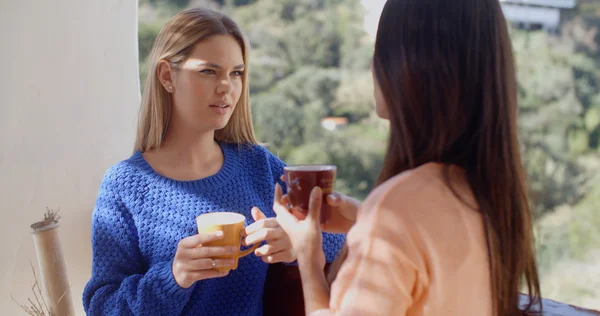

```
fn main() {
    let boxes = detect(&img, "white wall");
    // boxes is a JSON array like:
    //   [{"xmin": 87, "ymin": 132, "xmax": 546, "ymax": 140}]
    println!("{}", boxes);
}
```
[{"xmin": 0, "ymin": 0, "xmax": 140, "ymax": 314}]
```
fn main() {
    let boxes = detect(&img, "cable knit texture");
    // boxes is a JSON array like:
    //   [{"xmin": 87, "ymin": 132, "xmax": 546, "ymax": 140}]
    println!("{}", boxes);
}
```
[{"xmin": 83, "ymin": 142, "xmax": 346, "ymax": 316}]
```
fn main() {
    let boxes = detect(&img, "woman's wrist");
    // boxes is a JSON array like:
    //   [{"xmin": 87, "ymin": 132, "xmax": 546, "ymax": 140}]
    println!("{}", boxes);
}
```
[
  {"xmin": 297, "ymin": 254, "xmax": 331, "ymax": 313},
  {"xmin": 297, "ymin": 251, "xmax": 325, "ymax": 275}
]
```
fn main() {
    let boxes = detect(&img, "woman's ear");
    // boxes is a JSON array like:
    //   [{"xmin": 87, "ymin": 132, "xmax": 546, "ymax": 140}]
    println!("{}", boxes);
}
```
[{"xmin": 157, "ymin": 60, "xmax": 175, "ymax": 93}]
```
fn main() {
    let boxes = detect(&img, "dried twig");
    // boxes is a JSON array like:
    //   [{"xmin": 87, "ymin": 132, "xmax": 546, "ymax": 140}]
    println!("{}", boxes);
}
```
[
  {"xmin": 10, "ymin": 262, "xmax": 52, "ymax": 316},
  {"xmin": 43, "ymin": 208, "xmax": 61, "ymax": 223},
  {"xmin": 31, "ymin": 261, "xmax": 50, "ymax": 314},
  {"xmin": 30, "ymin": 208, "xmax": 61, "ymax": 231}
]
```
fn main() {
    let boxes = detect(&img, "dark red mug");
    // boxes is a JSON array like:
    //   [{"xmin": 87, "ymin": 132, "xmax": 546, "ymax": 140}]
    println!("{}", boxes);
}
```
[{"xmin": 283, "ymin": 165, "xmax": 337, "ymax": 224}]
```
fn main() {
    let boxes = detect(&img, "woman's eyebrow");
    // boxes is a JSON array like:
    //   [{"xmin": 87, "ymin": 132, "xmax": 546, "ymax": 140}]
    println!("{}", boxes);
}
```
[{"xmin": 196, "ymin": 61, "xmax": 245, "ymax": 69}]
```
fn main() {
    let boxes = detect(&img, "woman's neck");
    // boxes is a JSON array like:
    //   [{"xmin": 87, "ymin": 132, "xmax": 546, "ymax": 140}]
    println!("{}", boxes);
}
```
[
  {"xmin": 144, "ymin": 124, "xmax": 224, "ymax": 181},
  {"xmin": 161, "ymin": 126, "xmax": 219, "ymax": 161}
]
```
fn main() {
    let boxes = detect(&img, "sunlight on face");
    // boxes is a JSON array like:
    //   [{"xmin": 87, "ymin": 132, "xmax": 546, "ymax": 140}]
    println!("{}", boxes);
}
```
[{"xmin": 171, "ymin": 35, "xmax": 245, "ymax": 133}]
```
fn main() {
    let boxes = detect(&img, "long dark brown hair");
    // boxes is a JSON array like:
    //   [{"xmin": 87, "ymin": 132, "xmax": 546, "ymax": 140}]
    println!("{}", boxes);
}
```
[{"xmin": 329, "ymin": 0, "xmax": 541, "ymax": 315}]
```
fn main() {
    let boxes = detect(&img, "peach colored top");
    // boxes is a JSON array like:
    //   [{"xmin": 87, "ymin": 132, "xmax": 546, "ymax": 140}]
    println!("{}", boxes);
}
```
[{"xmin": 315, "ymin": 163, "xmax": 492, "ymax": 316}]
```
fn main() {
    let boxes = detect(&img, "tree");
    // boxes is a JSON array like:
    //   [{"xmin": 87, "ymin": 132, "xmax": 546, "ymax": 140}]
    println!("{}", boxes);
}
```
[
  {"xmin": 512, "ymin": 18, "xmax": 600, "ymax": 217},
  {"xmin": 232, "ymin": 0, "xmax": 383, "ymax": 199},
  {"xmin": 135, "ymin": 0, "xmax": 600, "ymax": 210}
]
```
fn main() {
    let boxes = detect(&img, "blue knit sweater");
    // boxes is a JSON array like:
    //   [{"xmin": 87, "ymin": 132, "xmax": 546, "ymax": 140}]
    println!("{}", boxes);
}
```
[{"xmin": 82, "ymin": 142, "xmax": 345, "ymax": 316}]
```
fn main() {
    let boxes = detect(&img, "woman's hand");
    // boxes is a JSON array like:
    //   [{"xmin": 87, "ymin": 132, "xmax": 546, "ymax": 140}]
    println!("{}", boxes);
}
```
[
  {"xmin": 272, "ymin": 183, "xmax": 326, "ymax": 268},
  {"xmin": 279, "ymin": 175, "xmax": 359, "ymax": 234},
  {"xmin": 172, "ymin": 232, "xmax": 238, "ymax": 289},
  {"xmin": 321, "ymin": 192, "xmax": 360, "ymax": 234},
  {"xmin": 279, "ymin": 191, "xmax": 359, "ymax": 234},
  {"xmin": 244, "ymin": 207, "xmax": 296, "ymax": 264}
]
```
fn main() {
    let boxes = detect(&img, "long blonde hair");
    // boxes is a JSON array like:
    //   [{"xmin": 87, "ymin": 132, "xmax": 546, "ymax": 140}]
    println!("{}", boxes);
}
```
[{"xmin": 134, "ymin": 8, "xmax": 257, "ymax": 152}]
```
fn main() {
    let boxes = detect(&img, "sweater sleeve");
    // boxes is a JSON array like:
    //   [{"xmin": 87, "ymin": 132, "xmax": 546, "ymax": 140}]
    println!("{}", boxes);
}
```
[
  {"xmin": 312, "ymin": 204, "xmax": 426, "ymax": 316},
  {"xmin": 82, "ymin": 168, "xmax": 194, "ymax": 316},
  {"xmin": 319, "ymin": 234, "xmax": 420, "ymax": 315},
  {"xmin": 263, "ymin": 147, "xmax": 346, "ymax": 263},
  {"xmin": 322, "ymin": 233, "xmax": 345, "ymax": 263},
  {"xmin": 264, "ymin": 146, "xmax": 287, "ymax": 194}
]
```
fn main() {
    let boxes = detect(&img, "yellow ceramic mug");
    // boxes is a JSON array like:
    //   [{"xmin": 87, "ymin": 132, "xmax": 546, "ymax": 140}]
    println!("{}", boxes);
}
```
[{"xmin": 196, "ymin": 212, "xmax": 259, "ymax": 272}]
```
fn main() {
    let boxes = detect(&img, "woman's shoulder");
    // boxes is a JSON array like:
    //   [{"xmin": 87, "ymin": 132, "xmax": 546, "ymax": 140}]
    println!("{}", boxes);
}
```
[
  {"xmin": 228, "ymin": 142, "xmax": 285, "ymax": 168},
  {"xmin": 229, "ymin": 142, "xmax": 275, "ymax": 156},
  {"xmin": 360, "ymin": 163, "xmax": 472, "ymax": 218},
  {"xmin": 99, "ymin": 152, "xmax": 151, "ymax": 190},
  {"xmin": 357, "ymin": 164, "xmax": 481, "ymax": 262},
  {"xmin": 361, "ymin": 164, "xmax": 433, "ymax": 210}
]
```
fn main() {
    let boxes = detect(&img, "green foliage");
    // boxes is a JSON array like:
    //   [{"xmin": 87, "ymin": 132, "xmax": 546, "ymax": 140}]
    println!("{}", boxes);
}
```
[
  {"xmin": 138, "ymin": 22, "xmax": 164, "ymax": 83},
  {"xmin": 137, "ymin": 0, "xmax": 600, "ymax": 211},
  {"xmin": 536, "ymin": 167, "xmax": 600, "ymax": 270},
  {"xmin": 138, "ymin": 22, "xmax": 163, "ymax": 63},
  {"xmin": 143, "ymin": 0, "xmax": 190, "ymax": 8},
  {"xmin": 287, "ymin": 125, "xmax": 386, "ymax": 200},
  {"xmin": 230, "ymin": 0, "xmax": 380, "ymax": 199},
  {"xmin": 511, "ymin": 18, "xmax": 600, "ymax": 217}
]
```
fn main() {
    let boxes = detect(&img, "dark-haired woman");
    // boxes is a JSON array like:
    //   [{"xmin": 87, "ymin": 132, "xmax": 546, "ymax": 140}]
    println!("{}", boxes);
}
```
[{"xmin": 272, "ymin": 0, "xmax": 542, "ymax": 315}]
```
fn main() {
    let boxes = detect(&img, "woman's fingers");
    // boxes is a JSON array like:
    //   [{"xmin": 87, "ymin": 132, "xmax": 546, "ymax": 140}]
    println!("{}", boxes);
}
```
[
  {"xmin": 281, "ymin": 194, "xmax": 290, "ymax": 206},
  {"xmin": 273, "ymin": 184, "xmax": 297, "ymax": 223},
  {"xmin": 307, "ymin": 186, "xmax": 323, "ymax": 224},
  {"xmin": 254, "ymin": 238, "xmax": 287, "ymax": 256},
  {"xmin": 260, "ymin": 251, "xmax": 295, "ymax": 264},
  {"xmin": 274, "ymin": 183, "xmax": 284, "ymax": 204},
  {"xmin": 290, "ymin": 208, "xmax": 307, "ymax": 220},
  {"xmin": 326, "ymin": 192, "xmax": 342, "ymax": 206},
  {"xmin": 182, "ymin": 258, "xmax": 236, "ymax": 270},
  {"xmin": 184, "ymin": 245, "xmax": 239, "ymax": 259},
  {"xmin": 245, "ymin": 217, "xmax": 279, "ymax": 235},
  {"xmin": 244, "ymin": 227, "xmax": 285, "ymax": 245},
  {"xmin": 179, "ymin": 231, "xmax": 224, "ymax": 248},
  {"xmin": 185, "ymin": 269, "xmax": 230, "ymax": 281}
]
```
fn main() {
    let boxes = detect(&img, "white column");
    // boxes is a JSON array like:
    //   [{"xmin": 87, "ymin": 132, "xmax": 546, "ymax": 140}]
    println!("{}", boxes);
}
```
[{"xmin": 0, "ymin": 0, "xmax": 140, "ymax": 314}]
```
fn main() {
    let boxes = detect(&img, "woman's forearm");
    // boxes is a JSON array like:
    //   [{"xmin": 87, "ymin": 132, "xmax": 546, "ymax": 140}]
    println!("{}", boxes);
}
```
[{"xmin": 297, "ymin": 256, "xmax": 331, "ymax": 314}]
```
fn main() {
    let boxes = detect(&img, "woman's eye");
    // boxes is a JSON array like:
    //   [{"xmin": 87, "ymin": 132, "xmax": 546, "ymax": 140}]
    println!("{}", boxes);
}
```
[
  {"xmin": 231, "ymin": 71, "xmax": 244, "ymax": 77},
  {"xmin": 199, "ymin": 69, "xmax": 216, "ymax": 75}
]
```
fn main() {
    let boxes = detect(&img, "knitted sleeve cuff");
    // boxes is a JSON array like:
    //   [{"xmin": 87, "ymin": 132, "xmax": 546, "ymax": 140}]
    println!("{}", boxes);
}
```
[{"xmin": 153, "ymin": 260, "xmax": 196, "ymax": 302}]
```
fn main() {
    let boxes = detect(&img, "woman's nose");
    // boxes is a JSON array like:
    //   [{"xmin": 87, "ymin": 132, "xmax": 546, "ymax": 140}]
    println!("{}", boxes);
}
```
[{"xmin": 216, "ymin": 78, "xmax": 233, "ymax": 95}]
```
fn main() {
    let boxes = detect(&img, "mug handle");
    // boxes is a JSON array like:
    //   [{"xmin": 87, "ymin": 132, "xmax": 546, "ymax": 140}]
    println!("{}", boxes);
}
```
[{"xmin": 239, "ymin": 242, "xmax": 260, "ymax": 258}]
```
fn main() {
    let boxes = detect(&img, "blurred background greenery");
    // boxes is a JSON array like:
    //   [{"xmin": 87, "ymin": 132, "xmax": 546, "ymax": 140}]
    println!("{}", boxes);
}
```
[{"xmin": 138, "ymin": 0, "xmax": 600, "ymax": 309}]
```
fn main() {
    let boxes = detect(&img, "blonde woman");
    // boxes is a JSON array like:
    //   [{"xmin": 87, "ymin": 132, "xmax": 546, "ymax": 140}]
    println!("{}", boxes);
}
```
[{"xmin": 82, "ymin": 8, "xmax": 345, "ymax": 316}]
